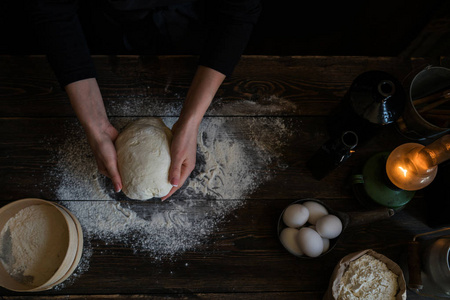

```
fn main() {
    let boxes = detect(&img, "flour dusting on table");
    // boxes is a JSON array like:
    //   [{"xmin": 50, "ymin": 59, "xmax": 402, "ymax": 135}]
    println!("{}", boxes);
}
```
[{"xmin": 52, "ymin": 117, "xmax": 292, "ymax": 262}]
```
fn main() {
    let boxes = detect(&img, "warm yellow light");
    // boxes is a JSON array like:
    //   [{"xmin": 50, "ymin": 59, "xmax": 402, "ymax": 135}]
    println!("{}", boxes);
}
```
[
  {"xmin": 398, "ymin": 166, "xmax": 407, "ymax": 177},
  {"xmin": 386, "ymin": 135, "xmax": 450, "ymax": 191}
]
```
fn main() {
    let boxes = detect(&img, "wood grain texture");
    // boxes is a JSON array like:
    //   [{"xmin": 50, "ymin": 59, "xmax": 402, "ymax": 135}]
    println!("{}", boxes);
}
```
[
  {"xmin": 0, "ymin": 55, "xmax": 429, "ymax": 117},
  {"xmin": 0, "ymin": 116, "xmax": 413, "ymax": 201},
  {"xmin": 0, "ymin": 56, "xmax": 437, "ymax": 299},
  {"xmin": 0, "ymin": 292, "xmax": 437, "ymax": 300},
  {"xmin": 0, "ymin": 198, "xmax": 430, "ymax": 295}
]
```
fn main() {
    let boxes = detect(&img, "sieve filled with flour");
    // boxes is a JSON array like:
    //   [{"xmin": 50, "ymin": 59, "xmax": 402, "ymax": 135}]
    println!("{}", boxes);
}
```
[{"xmin": 0, "ymin": 198, "xmax": 82, "ymax": 292}]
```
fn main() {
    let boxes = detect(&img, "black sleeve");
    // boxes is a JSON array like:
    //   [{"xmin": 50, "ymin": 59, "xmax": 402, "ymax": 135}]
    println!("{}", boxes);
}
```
[
  {"xmin": 28, "ymin": 0, "xmax": 96, "ymax": 87},
  {"xmin": 199, "ymin": 0, "xmax": 262, "ymax": 77},
  {"xmin": 28, "ymin": 0, "xmax": 261, "ymax": 85}
]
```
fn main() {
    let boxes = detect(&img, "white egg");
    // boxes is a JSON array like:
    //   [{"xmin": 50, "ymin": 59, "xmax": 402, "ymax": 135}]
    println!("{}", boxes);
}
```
[
  {"xmin": 303, "ymin": 201, "xmax": 328, "ymax": 224},
  {"xmin": 297, "ymin": 227, "xmax": 323, "ymax": 257},
  {"xmin": 316, "ymin": 214, "xmax": 342, "ymax": 239},
  {"xmin": 279, "ymin": 228, "xmax": 303, "ymax": 256},
  {"xmin": 322, "ymin": 238, "xmax": 330, "ymax": 253},
  {"xmin": 282, "ymin": 204, "xmax": 309, "ymax": 228}
]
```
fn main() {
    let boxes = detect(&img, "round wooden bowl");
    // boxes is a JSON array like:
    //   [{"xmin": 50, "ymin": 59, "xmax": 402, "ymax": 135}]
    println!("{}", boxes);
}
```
[
  {"xmin": 44, "ymin": 203, "xmax": 84, "ymax": 289},
  {"xmin": 0, "ymin": 198, "xmax": 81, "ymax": 292}
]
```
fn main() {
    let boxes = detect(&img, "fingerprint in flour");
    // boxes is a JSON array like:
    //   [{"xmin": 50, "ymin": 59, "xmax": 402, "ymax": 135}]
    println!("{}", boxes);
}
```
[{"xmin": 150, "ymin": 208, "xmax": 190, "ymax": 230}]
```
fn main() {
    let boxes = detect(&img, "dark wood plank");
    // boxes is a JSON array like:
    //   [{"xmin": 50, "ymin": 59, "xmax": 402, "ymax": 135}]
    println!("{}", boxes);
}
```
[
  {"xmin": 0, "ymin": 116, "xmax": 412, "ymax": 202},
  {"xmin": 0, "ymin": 56, "xmax": 438, "ymax": 299},
  {"xmin": 0, "ymin": 116, "xmax": 431, "ymax": 296},
  {"xmin": 0, "ymin": 197, "xmax": 430, "ymax": 296},
  {"xmin": 0, "ymin": 291, "xmax": 437, "ymax": 300},
  {"xmin": 0, "ymin": 292, "xmax": 325, "ymax": 300},
  {"xmin": 0, "ymin": 56, "xmax": 430, "ymax": 117}
]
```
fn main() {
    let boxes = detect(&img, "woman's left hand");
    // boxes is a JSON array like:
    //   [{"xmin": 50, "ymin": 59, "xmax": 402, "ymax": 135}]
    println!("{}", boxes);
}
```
[
  {"xmin": 161, "ymin": 119, "xmax": 199, "ymax": 201},
  {"xmin": 161, "ymin": 66, "xmax": 225, "ymax": 201}
]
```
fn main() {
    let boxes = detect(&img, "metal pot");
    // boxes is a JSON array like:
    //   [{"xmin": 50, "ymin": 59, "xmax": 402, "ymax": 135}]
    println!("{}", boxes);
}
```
[
  {"xmin": 397, "ymin": 66, "xmax": 450, "ymax": 141},
  {"xmin": 407, "ymin": 228, "xmax": 450, "ymax": 298},
  {"xmin": 423, "ymin": 237, "xmax": 450, "ymax": 295}
]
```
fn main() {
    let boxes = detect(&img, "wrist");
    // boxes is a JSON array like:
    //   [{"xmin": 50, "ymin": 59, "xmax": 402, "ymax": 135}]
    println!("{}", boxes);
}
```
[
  {"xmin": 176, "ymin": 66, "xmax": 225, "ymax": 131},
  {"xmin": 81, "ymin": 113, "xmax": 112, "ymax": 135},
  {"xmin": 65, "ymin": 78, "xmax": 111, "ymax": 135},
  {"xmin": 175, "ymin": 112, "xmax": 201, "ymax": 136}
]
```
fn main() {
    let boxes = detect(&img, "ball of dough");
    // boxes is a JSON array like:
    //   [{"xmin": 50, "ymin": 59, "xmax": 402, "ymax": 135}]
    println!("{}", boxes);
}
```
[{"xmin": 115, "ymin": 118, "xmax": 173, "ymax": 200}]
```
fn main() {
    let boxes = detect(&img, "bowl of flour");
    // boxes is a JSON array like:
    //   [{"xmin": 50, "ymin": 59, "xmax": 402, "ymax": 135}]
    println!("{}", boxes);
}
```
[
  {"xmin": 0, "ymin": 198, "xmax": 82, "ymax": 292},
  {"xmin": 324, "ymin": 249, "xmax": 407, "ymax": 300}
]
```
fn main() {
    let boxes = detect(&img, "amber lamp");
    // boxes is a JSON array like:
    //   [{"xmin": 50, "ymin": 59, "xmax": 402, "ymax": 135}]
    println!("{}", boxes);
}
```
[
  {"xmin": 386, "ymin": 135, "xmax": 450, "ymax": 191},
  {"xmin": 353, "ymin": 134, "xmax": 450, "ymax": 209}
]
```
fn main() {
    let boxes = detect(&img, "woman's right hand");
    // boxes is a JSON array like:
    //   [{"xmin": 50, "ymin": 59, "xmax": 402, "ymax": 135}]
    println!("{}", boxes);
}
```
[
  {"xmin": 65, "ymin": 78, "xmax": 123, "ymax": 193},
  {"xmin": 85, "ymin": 122, "xmax": 123, "ymax": 193}
]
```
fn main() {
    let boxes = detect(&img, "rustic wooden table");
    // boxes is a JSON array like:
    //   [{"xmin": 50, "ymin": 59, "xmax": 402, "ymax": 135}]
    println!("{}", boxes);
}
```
[{"xmin": 0, "ymin": 55, "xmax": 441, "ymax": 299}]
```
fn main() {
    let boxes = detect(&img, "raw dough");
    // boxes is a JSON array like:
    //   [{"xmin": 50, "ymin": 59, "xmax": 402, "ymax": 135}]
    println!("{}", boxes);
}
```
[{"xmin": 115, "ymin": 118, "xmax": 173, "ymax": 200}]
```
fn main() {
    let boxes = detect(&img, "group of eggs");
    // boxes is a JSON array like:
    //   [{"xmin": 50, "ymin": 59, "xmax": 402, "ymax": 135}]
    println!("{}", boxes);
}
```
[{"xmin": 280, "ymin": 201, "xmax": 343, "ymax": 258}]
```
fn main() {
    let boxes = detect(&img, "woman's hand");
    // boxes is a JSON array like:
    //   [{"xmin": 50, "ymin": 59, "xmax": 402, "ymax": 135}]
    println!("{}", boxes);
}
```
[
  {"xmin": 161, "ymin": 66, "xmax": 225, "ymax": 201},
  {"xmin": 161, "ymin": 119, "xmax": 199, "ymax": 201},
  {"xmin": 85, "ymin": 122, "xmax": 123, "ymax": 193},
  {"xmin": 65, "ymin": 78, "xmax": 123, "ymax": 193}
]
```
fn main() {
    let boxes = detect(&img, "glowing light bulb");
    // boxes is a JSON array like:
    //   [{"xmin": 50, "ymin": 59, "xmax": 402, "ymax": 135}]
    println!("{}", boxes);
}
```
[
  {"xmin": 386, "ymin": 135, "xmax": 450, "ymax": 191},
  {"xmin": 398, "ymin": 166, "xmax": 407, "ymax": 177}
]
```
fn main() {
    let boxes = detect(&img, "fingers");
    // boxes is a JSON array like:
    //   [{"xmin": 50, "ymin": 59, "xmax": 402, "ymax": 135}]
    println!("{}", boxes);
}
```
[
  {"xmin": 95, "ymin": 148, "xmax": 122, "ymax": 193},
  {"xmin": 169, "ymin": 164, "xmax": 181, "ymax": 188},
  {"xmin": 110, "ymin": 173, "xmax": 123, "ymax": 193},
  {"xmin": 98, "ymin": 163, "xmax": 123, "ymax": 193},
  {"xmin": 158, "ymin": 119, "xmax": 198, "ymax": 201},
  {"xmin": 105, "ymin": 158, "xmax": 122, "ymax": 192},
  {"xmin": 162, "ymin": 161, "xmax": 182, "ymax": 201},
  {"xmin": 98, "ymin": 167, "xmax": 109, "ymax": 178},
  {"xmin": 161, "ymin": 186, "xmax": 176, "ymax": 201},
  {"xmin": 85, "ymin": 121, "xmax": 123, "ymax": 193},
  {"xmin": 162, "ymin": 162, "xmax": 194, "ymax": 201},
  {"xmin": 162, "ymin": 146, "xmax": 183, "ymax": 201}
]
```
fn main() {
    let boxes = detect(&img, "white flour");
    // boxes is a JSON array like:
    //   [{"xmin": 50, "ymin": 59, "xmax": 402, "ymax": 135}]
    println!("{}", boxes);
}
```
[
  {"xmin": 0, "ymin": 204, "xmax": 68, "ymax": 287},
  {"xmin": 107, "ymin": 97, "xmax": 183, "ymax": 117},
  {"xmin": 51, "ymin": 116, "xmax": 293, "ymax": 262}
]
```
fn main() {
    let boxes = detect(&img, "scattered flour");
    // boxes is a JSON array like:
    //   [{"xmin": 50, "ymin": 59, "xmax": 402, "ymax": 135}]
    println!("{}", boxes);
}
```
[
  {"xmin": 107, "ymin": 97, "xmax": 183, "ymax": 117},
  {"xmin": 0, "ymin": 204, "xmax": 68, "ymax": 287},
  {"xmin": 209, "ymin": 95, "xmax": 300, "ymax": 116},
  {"xmin": 49, "ymin": 116, "xmax": 293, "ymax": 278}
]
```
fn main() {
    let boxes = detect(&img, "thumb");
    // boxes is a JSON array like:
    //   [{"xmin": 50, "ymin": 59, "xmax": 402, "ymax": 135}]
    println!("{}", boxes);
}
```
[
  {"xmin": 106, "ymin": 160, "xmax": 122, "ymax": 192},
  {"xmin": 161, "ymin": 163, "xmax": 181, "ymax": 202},
  {"xmin": 169, "ymin": 161, "xmax": 181, "ymax": 187},
  {"xmin": 111, "ymin": 173, "xmax": 122, "ymax": 193}
]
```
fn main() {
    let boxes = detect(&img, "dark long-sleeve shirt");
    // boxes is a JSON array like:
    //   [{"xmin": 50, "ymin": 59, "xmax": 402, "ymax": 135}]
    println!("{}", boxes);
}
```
[{"xmin": 29, "ymin": 0, "xmax": 261, "ymax": 87}]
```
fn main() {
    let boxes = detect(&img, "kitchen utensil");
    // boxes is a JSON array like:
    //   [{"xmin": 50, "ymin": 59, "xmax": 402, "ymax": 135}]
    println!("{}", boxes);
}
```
[
  {"xmin": 397, "ymin": 65, "xmax": 450, "ymax": 141},
  {"xmin": 327, "ymin": 70, "xmax": 406, "ymax": 146},
  {"xmin": 0, "ymin": 198, "xmax": 83, "ymax": 292},
  {"xmin": 407, "ymin": 228, "xmax": 450, "ymax": 298}
]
